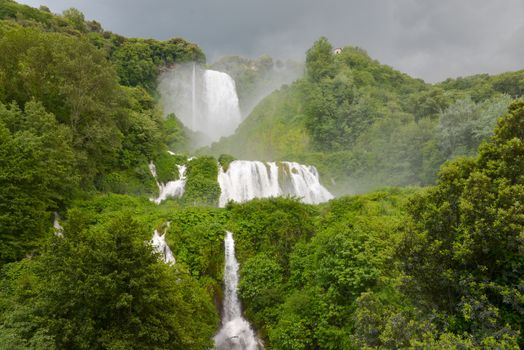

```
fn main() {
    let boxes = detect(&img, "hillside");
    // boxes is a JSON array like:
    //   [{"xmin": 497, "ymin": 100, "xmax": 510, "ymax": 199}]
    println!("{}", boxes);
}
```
[
  {"xmin": 0, "ymin": 0, "xmax": 207, "ymax": 261},
  {"xmin": 206, "ymin": 38, "xmax": 523, "ymax": 194},
  {"xmin": 0, "ymin": 2, "xmax": 523, "ymax": 349}
]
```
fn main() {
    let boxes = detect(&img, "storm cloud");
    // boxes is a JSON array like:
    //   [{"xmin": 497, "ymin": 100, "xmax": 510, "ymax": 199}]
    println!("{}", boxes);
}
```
[{"xmin": 16, "ymin": 0, "xmax": 524, "ymax": 82}]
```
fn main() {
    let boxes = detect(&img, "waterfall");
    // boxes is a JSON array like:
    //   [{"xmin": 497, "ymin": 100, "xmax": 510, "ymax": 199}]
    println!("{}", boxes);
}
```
[
  {"xmin": 149, "ymin": 162, "xmax": 187, "ymax": 204},
  {"xmin": 158, "ymin": 64, "xmax": 242, "ymax": 145},
  {"xmin": 214, "ymin": 231, "xmax": 261, "ymax": 350},
  {"xmin": 218, "ymin": 160, "xmax": 333, "ymax": 207},
  {"xmin": 202, "ymin": 69, "xmax": 242, "ymax": 140},
  {"xmin": 150, "ymin": 229, "xmax": 176, "ymax": 264},
  {"xmin": 149, "ymin": 158, "xmax": 333, "ymax": 207},
  {"xmin": 191, "ymin": 62, "xmax": 196, "ymax": 130},
  {"xmin": 53, "ymin": 212, "xmax": 63, "ymax": 237}
]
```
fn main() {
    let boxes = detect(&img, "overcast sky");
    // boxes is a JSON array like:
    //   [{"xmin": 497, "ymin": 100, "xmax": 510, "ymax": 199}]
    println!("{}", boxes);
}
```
[{"xmin": 16, "ymin": 0, "xmax": 524, "ymax": 82}]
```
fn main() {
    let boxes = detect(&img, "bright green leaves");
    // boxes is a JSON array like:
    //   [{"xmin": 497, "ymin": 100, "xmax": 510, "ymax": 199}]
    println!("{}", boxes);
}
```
[
  {"xmin": 182, "ymin": 156, "xmax": 221, "ymax": 206},
  {"xmin": 0, "ymin": 212, "xmax": 219, "ymax": 349}
]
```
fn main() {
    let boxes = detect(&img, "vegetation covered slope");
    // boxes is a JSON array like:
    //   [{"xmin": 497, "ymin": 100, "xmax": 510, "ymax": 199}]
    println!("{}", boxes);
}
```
[
  {"xmin": 207, "ymin": 37, "xmax": 523, "ymax": 195},
  {"xmin": 1, "ymin": 1, "xmax": 523, "ymax": 349},
  {"xmin": 0, "ymin": 1, "xmax": 201, "ymax": 262},
  {"xmin": 5, "ymin": 101, "xmax": 524, "ymax": 350}
]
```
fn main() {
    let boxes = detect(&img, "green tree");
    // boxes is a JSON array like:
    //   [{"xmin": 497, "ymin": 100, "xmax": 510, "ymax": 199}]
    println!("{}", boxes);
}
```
[
  {"xmin": 62, "ymin": 8, "xmax": 86, "ymax": 32},
  {"xmin": 0, "ymin": 213, "xmax": 218, "ymax": 349},
  {"xmin": 399, "ymin": 101, "xmax": 524, "ymax": 346},
  {"xmin": 0, "ymin": 27, "xmax": 123, "ymax": 185},
  {"xmin": 182, "ymin": 157, "xmax": 220, "ymax": 206},
  {"xmin": 0, "ymin": 101, "xmax": 77, "ymax": 263},
  {"xmin": 305, "ymin": 37, "xmax": 335, "ymax": 82}
]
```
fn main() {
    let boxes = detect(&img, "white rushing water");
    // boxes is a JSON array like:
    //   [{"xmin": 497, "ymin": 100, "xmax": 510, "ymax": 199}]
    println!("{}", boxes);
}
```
[
  {"xmin": 149, "ymin": 158, "xmax": 333, "ymax": 207},
  {"xmin": 150, "ymin": 229, "xmax": 176, "ymax": 264},
  {"xmin": 202, "ymin": 69, "xmax": 242, "ymax": 139},
  {"xmin": 214, "ymin": 231, "xmax": 261, "ymax": 350},
  {"xmin": 53, "ymin": 212, "xmax": 63, "ymax": 237},
  {"xmin": 149, "ymin": 162, "xmax": 187, "ymax": 204},
  {"xmin": 218, "ymin": 160, "xmax": 333, "ymax": 207},
  {"xmin": 158, "ymin": 64, "xmax": 242, "ymax": 145}
]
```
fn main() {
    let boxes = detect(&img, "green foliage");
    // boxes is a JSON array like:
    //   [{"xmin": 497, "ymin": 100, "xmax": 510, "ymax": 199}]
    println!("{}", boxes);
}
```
[
  {"xmin": 438, "ymin": 95, "xmax": 514, "ymax": 158},
  {"xmin": 165, "ymin": 206, "xmax": 226, "ymax": 279},
  {"xmin": 111, "ymin": 38, "xmax": 205, "ymax": 91},
  {"xmin": 182, "ymin": 156, "xmax": 221, "ymax": 206},
  {"xmin": 227, "ymin": 197, "xmax": 318, "ymax": 265},
  {"xmin": 153, "ymin": 152, "xmax": 186, "ymax": 184},
  {"xmin": 218, "ymin": 153, "xmax": 235, "ymax": 171},
  {"xmin": 0, "ymin": 101, "xmax": 77, "ymax": 263},
  {"xmin": 0, "ymin": 213, "xmax": 219, "ymax": 349},
  {"xmin": 236, "ymin": 191, "xmax": 409, "ymax": 349},
  {"xmin": 62, "ymin": 8, "xmax": 86, "ymax": 32},
  {"xmin": 0, "ymin": 0, "xmax": 66, "ymax": 33},
  {"xmin": 239, "ymin": 253, "xmax": 284, "ymax": 317},
  {"xmin": 399, "ymin": 101, "xmax": 524, "ymax": 346},
  {"xmin": 0, "ymin": 26, "xmax": 123, "ymax": 184},
  {"xmin": 0, "ymin": 21, "xmax": 199, "ymax": 192},
  {"xmin": 100, "ymin": 166, "xmax": 157, "ymax": 196},
  {"xmin": 305, "ymin": 37, "xmax": 335, "ymax": 83},
  {"xmin": 162, "ymin": 113, "xmax": 189, "ymax": 152}
]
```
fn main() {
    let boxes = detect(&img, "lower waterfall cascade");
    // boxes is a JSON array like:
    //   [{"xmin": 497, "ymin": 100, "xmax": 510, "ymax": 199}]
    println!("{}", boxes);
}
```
[
  {"xmin": 214, "ymin": 231, "xmax": 261, "ymax": 350},
  {"xmin": 150, "ymin": 230, "xmax": 176, "ymax": 264}
]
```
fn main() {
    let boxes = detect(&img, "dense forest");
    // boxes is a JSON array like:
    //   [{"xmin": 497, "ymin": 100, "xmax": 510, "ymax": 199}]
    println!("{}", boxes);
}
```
[
  {"xmin": 207, "ymin": 37, "xmax": 524, "ymax": 194},
  {"xmin": 0, "ymin": 1, "xmax": 523, "ymax": 349}
]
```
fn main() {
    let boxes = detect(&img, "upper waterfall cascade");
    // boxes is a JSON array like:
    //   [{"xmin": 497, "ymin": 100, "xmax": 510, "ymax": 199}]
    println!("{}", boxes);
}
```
[
  {"xmin": 158, "ymin": 64, "xmax": 242, "ymax": 144},
  {"xmin": 202, "ymin": 69, "xmax": 242, "ymax": 138}
]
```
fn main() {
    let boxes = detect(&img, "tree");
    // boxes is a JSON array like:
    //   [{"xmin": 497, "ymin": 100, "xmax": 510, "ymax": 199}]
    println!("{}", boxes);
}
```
[
  {"xmin": 62, "ymin": 8, "xmax": 86, "ymax": 32},
  {"xmin": 399, "ymin": 101, "xmax": 524, "ymax": 346},
  {"xmin": 0, "ymin": 213, "xmax": 218, "ymax": 349},
  {"xmin": 0, "ymin": 27, "xmax": 124, "ymax": 185},
  {"xmin": 305, "ymin": 37, "xmax": 335, "ymax": 82},
  {"xmin": 0, "ymin": 101, "xmax": 77, "ymax": 263},
  {"xmin": 437, "ymin": 95, "xmax": 513, "ymax": 158}
]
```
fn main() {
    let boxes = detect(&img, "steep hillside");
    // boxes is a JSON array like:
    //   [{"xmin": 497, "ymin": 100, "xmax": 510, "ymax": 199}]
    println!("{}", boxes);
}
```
[
  {"xmin": 0, "ymin": 0, "xmax": 204, "ymax": 262},
  {"xmin": 207, "ymin": 38, "xmax": 522, "ymax": 194},
  {"xmin": 202, "ymin": 82, "xmax": 310, "ymax": 160}
]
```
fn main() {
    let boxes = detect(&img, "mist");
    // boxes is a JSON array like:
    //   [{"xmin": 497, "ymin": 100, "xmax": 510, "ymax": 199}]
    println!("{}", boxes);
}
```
[
  {"xmin": 158, "ymin": 62, "xmax": 242, "ymax": 148},
  {"xmin": 211, "ymin": 56, "xmax": 304, "ymax": 118},
  {"xmin": 158, "ymin": 57, "xmax": 303, "ymax": 150}
]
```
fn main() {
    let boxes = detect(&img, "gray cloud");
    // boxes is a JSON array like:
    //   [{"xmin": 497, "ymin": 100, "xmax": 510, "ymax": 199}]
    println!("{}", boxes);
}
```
[{"xmin": 16, "ymin": 0, "xmax": 524, "ymax": 82}]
